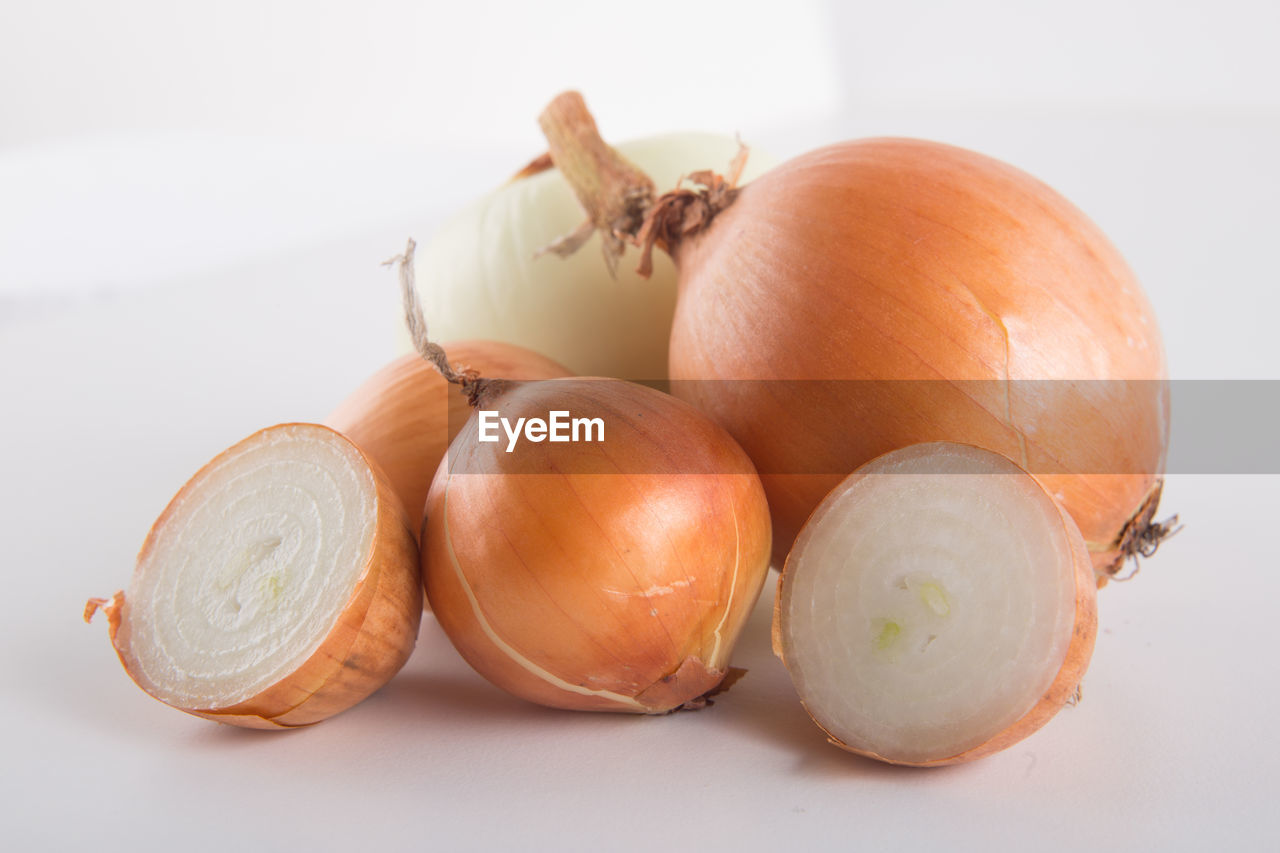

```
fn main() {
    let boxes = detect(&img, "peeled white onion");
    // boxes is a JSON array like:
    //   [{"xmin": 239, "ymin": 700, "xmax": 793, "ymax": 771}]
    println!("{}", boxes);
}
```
[{"xmin": 410, "ymin": 133, "xmax": 775, "ymax": 380}]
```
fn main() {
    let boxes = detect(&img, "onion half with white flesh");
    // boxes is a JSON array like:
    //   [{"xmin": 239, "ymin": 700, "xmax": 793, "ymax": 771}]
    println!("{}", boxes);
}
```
[
  {"xmin": 86, "ymin": 423, "xmax": 422, "ymax": 729},
  {"xmin": 774, "ymin": 442, "xmax": 1096, "ymax": 766}
]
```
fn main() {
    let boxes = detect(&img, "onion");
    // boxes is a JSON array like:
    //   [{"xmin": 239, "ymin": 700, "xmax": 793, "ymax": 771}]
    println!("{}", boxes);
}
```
[
  {"xmin": 774, "ymin": 442, "xmax": 1096, "ymax": 766},
  {"xmin": 411, "ymin": 127, "xmax": 774, "ymax": 380},
  {"xmin": 325, "ymin": 343, "xmax": 570, "ymax": 528},
  {"xmin": 538, "ymin": 93, "xmax": 1173, "ymax": 584},
  {"xmin": 391, "ymin": 243, "xmax": 773, "ymax": 713},
  {"xmin": 85, "ymin": 423, "xmax": 422, "ymax": 729}
]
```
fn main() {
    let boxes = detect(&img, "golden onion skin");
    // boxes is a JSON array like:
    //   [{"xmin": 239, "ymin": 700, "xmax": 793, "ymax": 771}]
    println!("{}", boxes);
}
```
[
  {"xmin": 421, "ymin": 378, "xmax": 772, "ymax": 713},
  {"xmin": 666, "ymin": 138, "xmax": 1168, "ymax": 581}
]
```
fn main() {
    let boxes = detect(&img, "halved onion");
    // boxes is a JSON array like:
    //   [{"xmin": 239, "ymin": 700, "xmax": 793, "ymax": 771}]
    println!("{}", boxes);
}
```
[
  {"xmin": 774, "ymin": 442, "xmax": 1096, "ymax": 765},
  {"xmin": 86, "ymin": 423, "xmax": 422, "ymax": 729}
]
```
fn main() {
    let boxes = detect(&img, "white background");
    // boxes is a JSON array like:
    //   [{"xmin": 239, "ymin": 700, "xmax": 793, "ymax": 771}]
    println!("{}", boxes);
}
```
[{"xmin": 2, "ymin": 1, "xmax": 1277, "ymax": 850}]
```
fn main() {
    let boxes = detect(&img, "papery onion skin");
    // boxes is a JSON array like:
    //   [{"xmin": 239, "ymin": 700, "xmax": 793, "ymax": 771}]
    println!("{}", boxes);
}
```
[
  {"xmin": 664, "ymin": 138, "xmax": 1169, "ymax": 582},
  {"xmin": 421, "ymin": 378, "xmax": 772, "ymax": 713},
  {"xmin": 774, "ymin": 442, "xmax": 1098, "ymax": 767},
  {"xmin": 87, "ymin": 424, "xmax": 422, "ymax": 729},
  {"xmin": 325, "ymin": 342, "xmax": 570, "ymax": 529},
  {"xmin": 411, "ymin": 134, "xmax": 775, "ymax": 380}
]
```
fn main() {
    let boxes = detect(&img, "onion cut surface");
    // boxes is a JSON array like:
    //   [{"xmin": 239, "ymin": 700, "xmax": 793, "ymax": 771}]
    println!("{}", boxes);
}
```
[
  {"xmin": 775, "ymin": 443, "xmax": 1096, "ymax": 766},
  {"xmin": 89, "ymin": 423, "xmax": 421, "ymax": 729}
]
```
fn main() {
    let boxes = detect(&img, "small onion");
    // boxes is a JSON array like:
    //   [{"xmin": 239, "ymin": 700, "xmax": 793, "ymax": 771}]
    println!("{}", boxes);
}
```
[
  {"xmin": 774, "ymin": 442, "xmax": 1096, "ymax": 766},
  {"xmin": 391, "ymin": 245, "xmax": 773, "ymax": 713},
  {"xmin": 411, "ymin": 129, "xmax": 775, "ymax": 380},
  {"xmin": 326, "ymin": 343, "xmax": 570, "ymax": 528},
  {"xmin": 423, "ymin": 378, "xmax": 772, "ymax": 712},
  {"xmin": 537, "ymin": 93, "xmax": 1173, "ymax": 584},
  {"xmin": 86, "ymin": 423, "xmax": 422, "ymax": 729}
]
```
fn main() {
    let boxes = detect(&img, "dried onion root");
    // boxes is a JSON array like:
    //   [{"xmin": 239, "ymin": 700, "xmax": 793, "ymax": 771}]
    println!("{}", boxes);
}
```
[
  {"xmin": 774, "ymin": 443, "xmax": 1096, "ymax": 765},
  {"xmin": 86, "ymin": 423, "xmax": 422, "ymax": 729}
]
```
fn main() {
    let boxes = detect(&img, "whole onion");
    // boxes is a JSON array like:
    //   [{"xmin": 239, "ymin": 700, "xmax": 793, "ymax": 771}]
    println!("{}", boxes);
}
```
[
  {"xmin": 422, "ymin": 376, "xmax": 772, "ymax": 712},
  {"xmin": 538, "ymin": 93, "xmax": 1173, "ymax": 584},
  {"xmin": 392, "ymin": 243, "xmax": 773, "ymax": 713}
]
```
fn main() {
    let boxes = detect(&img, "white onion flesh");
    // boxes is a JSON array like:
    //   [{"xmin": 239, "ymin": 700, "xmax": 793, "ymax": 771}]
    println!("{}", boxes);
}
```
[
  {"xmin": 411, "ymin": 133, "xmax": 776, "ymax": 380},
  {"xmin": 776, "ymin": 443, "xmax": 1092, "ymax": 765},
  {"xmin": 115, "ymin": 424, "xmax": 377, "ymax": 709}
]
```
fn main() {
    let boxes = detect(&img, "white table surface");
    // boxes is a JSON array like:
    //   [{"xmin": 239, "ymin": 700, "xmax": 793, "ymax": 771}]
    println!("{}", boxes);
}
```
[{"xmin": 3, "ymin": 106, "xmax": 1277, "ymax": 851}]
